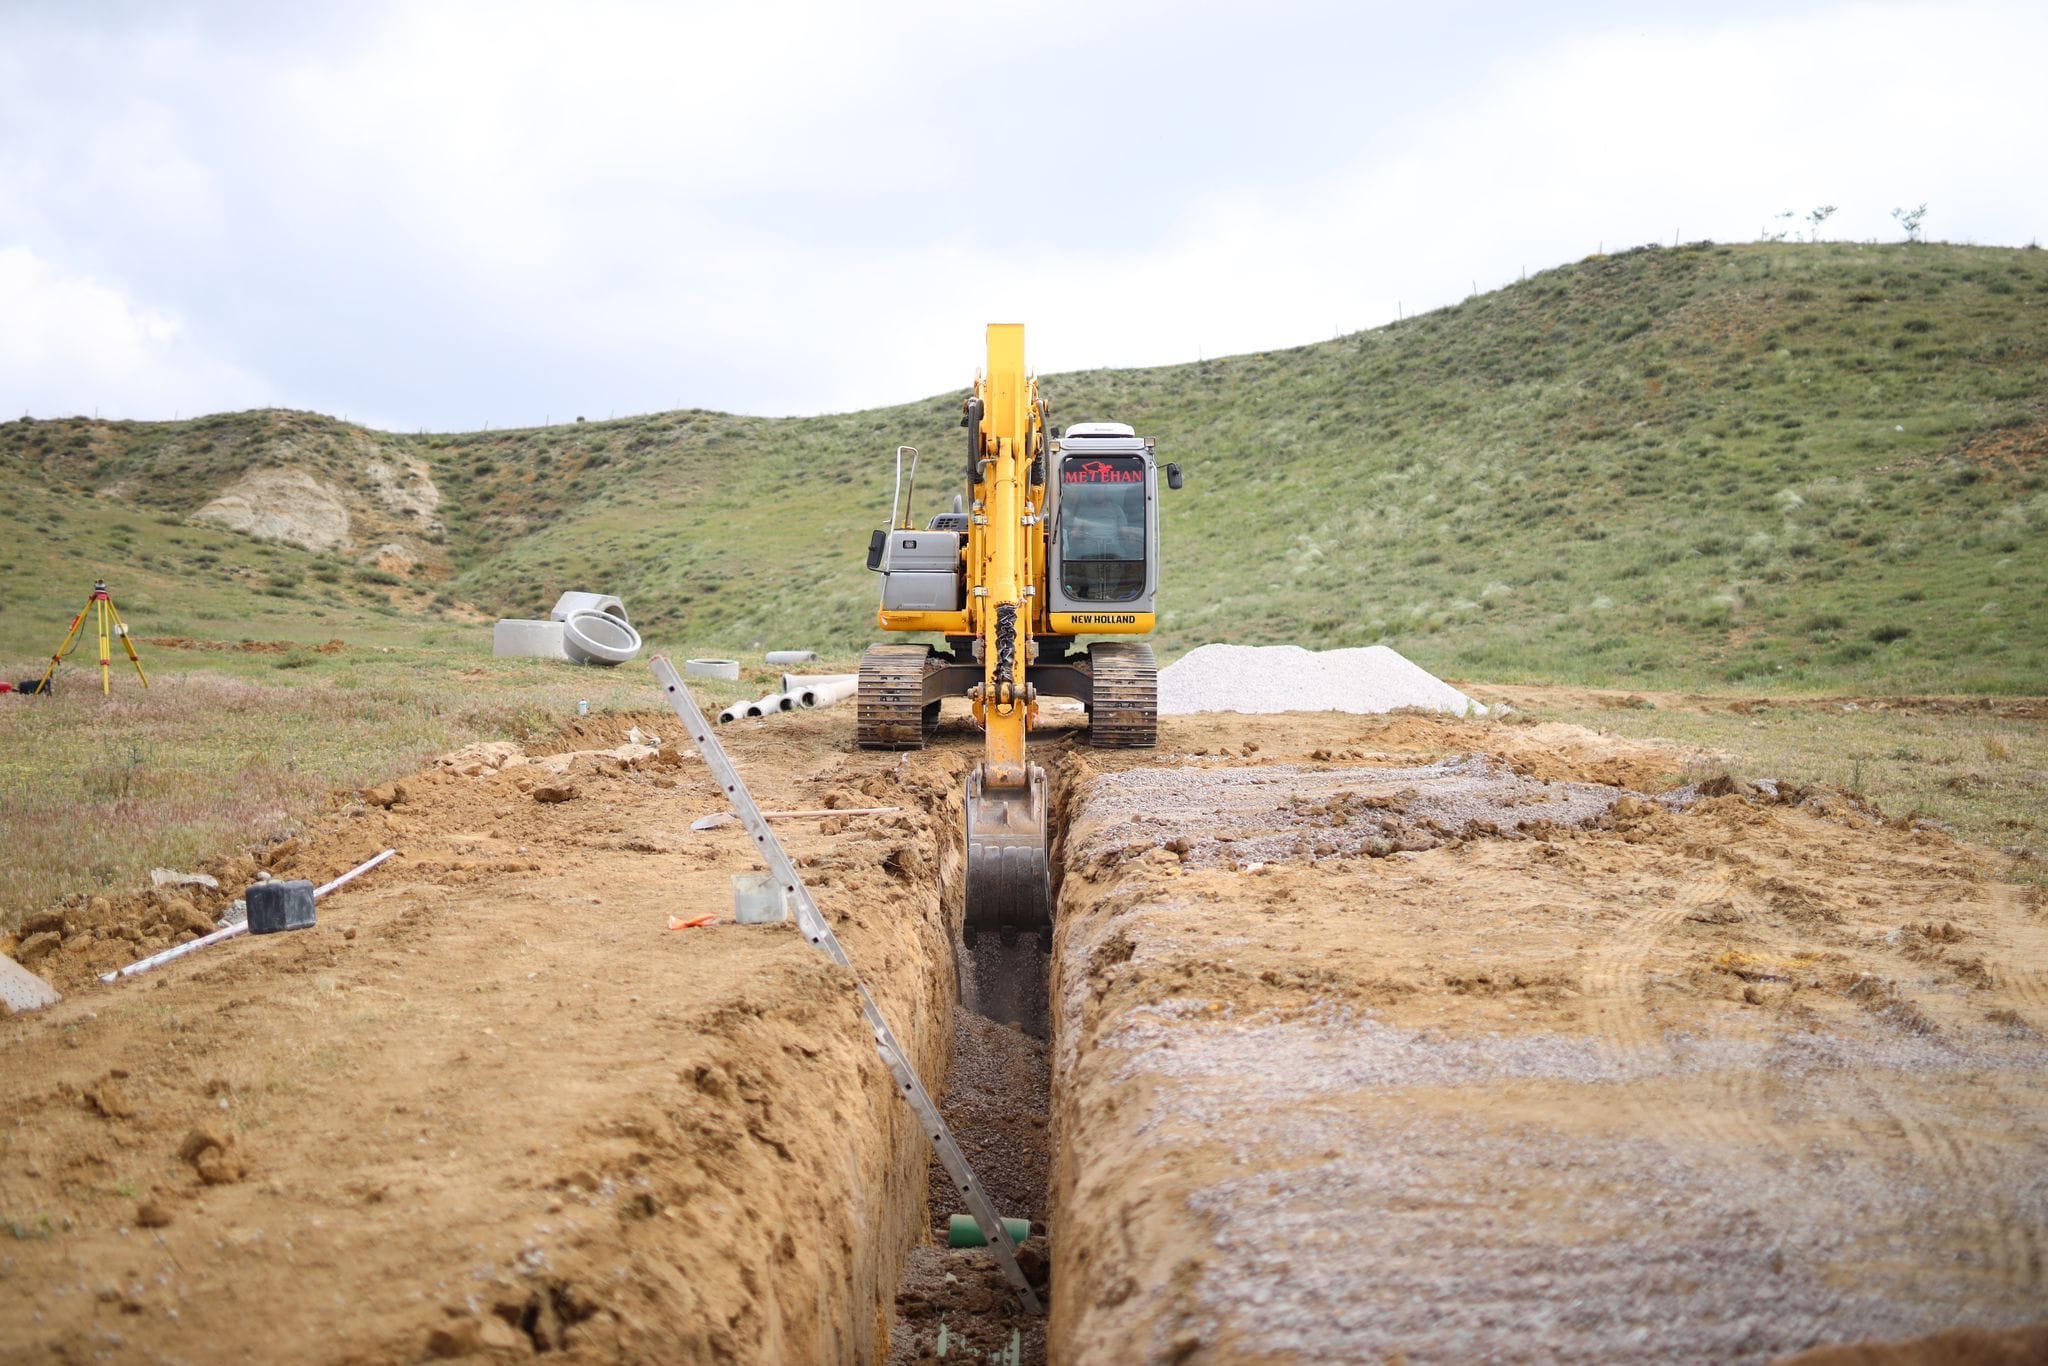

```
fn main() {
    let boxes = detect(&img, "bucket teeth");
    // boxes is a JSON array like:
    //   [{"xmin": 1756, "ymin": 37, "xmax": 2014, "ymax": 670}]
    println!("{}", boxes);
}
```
[{"xmin": 964, "ymin": 764, "xmax": 1052, "ymax": 935}]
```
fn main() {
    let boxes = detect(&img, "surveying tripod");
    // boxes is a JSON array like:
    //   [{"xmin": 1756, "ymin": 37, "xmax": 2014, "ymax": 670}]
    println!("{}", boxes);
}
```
[{"xmin": 34, "ymin": 580, "xmax": 149, "ymax": 695}]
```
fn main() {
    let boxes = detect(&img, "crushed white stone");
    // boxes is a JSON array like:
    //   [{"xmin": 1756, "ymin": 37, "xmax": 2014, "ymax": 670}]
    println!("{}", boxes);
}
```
[{"xmin": 1158, "ymin": 643, "xmax": 1485, "ymax": 716}]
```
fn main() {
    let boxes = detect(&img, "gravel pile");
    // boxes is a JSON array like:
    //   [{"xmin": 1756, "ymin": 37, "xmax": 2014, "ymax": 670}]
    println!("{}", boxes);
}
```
[{"xmin": 1158, "ymin": 643, "xmax": 1484, "ymax": 717}]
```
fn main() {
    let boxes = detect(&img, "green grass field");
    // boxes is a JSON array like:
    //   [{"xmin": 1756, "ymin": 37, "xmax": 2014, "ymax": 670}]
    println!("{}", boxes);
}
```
[
  {"xmin": 1, "ymin": 240, "xmax": 2043, "ymax": 930},
  {"xmin": 1508, "ymin": 695, "xmax": 2046, "ymax": 883}
]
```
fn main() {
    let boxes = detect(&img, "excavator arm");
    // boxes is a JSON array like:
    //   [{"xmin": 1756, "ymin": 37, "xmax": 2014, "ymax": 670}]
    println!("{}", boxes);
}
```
[
  {"xmin": 861, "ymin": 324, "xmax": 1169, "ymax": 936},
  {"xmin": 960, "ymin": 325, "xmax": 1054, "ymax": 932}
]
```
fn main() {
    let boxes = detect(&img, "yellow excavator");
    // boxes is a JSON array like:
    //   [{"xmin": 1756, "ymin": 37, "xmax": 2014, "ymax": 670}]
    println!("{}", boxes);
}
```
[{"xmin": 860, "ymin": 324, "xmax": 1181, "ymax": 933}]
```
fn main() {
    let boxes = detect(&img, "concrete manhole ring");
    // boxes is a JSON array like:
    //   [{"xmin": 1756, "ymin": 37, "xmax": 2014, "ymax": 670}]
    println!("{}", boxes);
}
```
[{"xmin": 562, "ymin": 609, "xmax": 642, "ymax": 665}]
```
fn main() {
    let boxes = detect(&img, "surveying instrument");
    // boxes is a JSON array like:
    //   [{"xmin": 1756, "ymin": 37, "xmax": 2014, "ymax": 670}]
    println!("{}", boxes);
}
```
[{"xmin": 32, "ymin": 580, "xmax": 149, "ymax": 695}]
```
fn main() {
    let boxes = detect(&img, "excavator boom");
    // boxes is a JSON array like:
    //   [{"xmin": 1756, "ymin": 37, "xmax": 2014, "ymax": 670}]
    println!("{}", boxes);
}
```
[{"xmin": 961, "ymin": 325, "xmax": 1052, "ymax": 931}]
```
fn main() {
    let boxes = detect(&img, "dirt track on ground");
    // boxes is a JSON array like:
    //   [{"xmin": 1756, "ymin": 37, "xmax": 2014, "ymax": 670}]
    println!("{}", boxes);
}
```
[{"xmin": 4, "ymin": 696, "xmax": 2046, "ymax": 1363}]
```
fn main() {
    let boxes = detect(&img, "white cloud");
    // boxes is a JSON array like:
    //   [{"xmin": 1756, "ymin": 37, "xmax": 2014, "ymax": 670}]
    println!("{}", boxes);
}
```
[
  {"xmin": 0, "ymin": 247, "xmax": 271, "ymax": 420},
  {"xmin": 0, "ymin": 1, "xmax": 2040, "ymax": 426}
]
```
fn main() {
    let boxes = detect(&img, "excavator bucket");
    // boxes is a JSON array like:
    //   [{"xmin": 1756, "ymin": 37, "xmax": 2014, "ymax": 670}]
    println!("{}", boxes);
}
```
[{"xmin": 963, "ymin": 763, "xmax": 1052, "ymax": 936}]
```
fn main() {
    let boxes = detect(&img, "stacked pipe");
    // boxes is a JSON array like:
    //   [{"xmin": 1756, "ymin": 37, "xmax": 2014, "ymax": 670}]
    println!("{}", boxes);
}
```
[
  {"xmin": 716, "ymin": 674, "xmax": 859, "ymax": 724},
  {"xmin": 786, "ymin": 673, "xmax": 859, "ymax": 707}
]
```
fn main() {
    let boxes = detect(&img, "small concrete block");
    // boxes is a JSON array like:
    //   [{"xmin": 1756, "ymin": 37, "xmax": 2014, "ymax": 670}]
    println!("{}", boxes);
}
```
[
  {"xmin": 493, "ymin": 619, "xmax": 575, "ymax": 661},
  {"xmin": 0, "ymin": 953, "xmax": 62, "ymax": 1012},
  {"xmin": 731, "ymin": 873, "xmax": 789, "ymax": 925},
  {"xmin": 246, "ymin": 880, "xmax": 317, "ymax": 935}
]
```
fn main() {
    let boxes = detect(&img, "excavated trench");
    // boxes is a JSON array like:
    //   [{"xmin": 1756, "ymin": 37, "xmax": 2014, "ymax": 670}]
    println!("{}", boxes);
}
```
[
  {"xmin": 858, "ymin": 717, "xmax": 2048, "ymax": 1364},
  {"xmin": 882, "ymin": 753, "xmax": 1075, "ymax": 1365},
  {"xmin": 14, "ymin": 706, "xmax": 2041, "ymax": 1362}
]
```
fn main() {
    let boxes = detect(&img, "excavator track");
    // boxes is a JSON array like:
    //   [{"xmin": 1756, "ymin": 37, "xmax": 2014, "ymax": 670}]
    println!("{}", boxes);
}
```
[
  {"xmin": 856, "ymin": 644, "xmax": 938, "ymax": 750},
  {"xmin": 1087, "ymin": 641, "xmax": 1158, "ymax": 748}
]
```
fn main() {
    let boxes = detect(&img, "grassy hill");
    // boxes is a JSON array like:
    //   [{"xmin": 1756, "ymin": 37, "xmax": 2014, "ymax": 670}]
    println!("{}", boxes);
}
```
[{"xmin": 3, "ymin": 241, "xmax": 2044, "ymax": 693}]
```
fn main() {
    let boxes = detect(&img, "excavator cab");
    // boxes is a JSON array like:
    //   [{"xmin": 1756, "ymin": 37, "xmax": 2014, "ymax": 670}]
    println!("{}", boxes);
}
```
[{"xmin": 1047, "ymin": 424, "xmax": 1163, "ymax": 616}]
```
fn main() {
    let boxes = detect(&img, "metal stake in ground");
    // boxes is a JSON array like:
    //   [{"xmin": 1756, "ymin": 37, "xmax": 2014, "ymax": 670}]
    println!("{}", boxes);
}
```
[{"xmin": 649, "ymin": 655, "xmax": 1043, "ymax": 1316}]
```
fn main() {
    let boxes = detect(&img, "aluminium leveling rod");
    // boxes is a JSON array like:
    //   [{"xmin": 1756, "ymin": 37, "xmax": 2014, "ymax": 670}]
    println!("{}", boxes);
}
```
[
  {"xmin": 649, "ymin": 656, "xmax": 1043, "ymax": 1315},
  {"xmin": 100, "ymin": 849, "xmax": 398, "ymax": 984}
]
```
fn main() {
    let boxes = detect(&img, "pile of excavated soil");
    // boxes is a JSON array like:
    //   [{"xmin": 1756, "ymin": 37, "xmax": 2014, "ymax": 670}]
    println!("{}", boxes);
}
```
[
  {"xmin": 1049, "ymin": 713, "xmax": 2048, "ymax": 1363},
  {"xmin": 0, "ymin": 709, "xmax": 972, "ymax": 1362},
  {"xmin": 1159, "ymin": 643, "xmax": 1485, "ymax": 716}
]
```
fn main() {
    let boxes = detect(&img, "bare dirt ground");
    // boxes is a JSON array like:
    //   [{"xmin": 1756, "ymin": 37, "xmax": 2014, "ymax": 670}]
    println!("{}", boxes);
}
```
[
  {"xmin": 0, "ymin": 711, "xmax": 974, "ymax": 1363},
  {"xmin": 1050, "ymin": 711, "xmax": 2048, "ymax": 1363},
  {"xmin": 5, "ymin": 693, "xmax": 2047, "ymax": 1364}
]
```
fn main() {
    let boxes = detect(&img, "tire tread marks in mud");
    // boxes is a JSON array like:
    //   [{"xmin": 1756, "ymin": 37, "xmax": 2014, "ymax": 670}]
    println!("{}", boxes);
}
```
[{"xmin": 1585, "ymin": 869, "xmax": 1789, "ymax": 1153}]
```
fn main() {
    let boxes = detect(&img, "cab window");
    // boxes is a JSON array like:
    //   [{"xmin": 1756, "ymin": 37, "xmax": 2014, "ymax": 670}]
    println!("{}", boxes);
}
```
[{"xmin": 1059, "ymin": 456, "xmax": 1146, "ymax": 602}]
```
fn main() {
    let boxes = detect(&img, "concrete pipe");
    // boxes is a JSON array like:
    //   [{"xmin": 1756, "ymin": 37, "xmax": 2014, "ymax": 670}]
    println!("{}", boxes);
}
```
[
  {"xmin": 742, "ymin": 692, "xmax": 787, "ymax": 718},
  {"xmin": 550, "ymin": 591, "xmax": 628, "ymax": 624},
  {"xmin": 561, "ymin": 609, "xmax": 642, "ymax": 666},
  {"xmin": 717, "ymin": 702, "xmax": 746, "ymax": 725},
  {"xmin": 799, "ymin": 678, "xmax": 860, "ymax": 708},
  {"xmin": 687, "ymin": 658, "xmax": 741, "ymax": 681},
  {"xmin": 780, "ymin": 671, "xmax": 857, "ymax": 696},
  {"xmin": 764, "ymin": 650, "xmax": 817, "ymax": 666}
]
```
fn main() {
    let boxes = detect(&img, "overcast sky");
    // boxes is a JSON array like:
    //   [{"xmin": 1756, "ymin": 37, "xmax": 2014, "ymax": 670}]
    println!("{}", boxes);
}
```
[{"xmin": 2, "ymin": 1, "xmax": 2041, "ymax": 431}]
